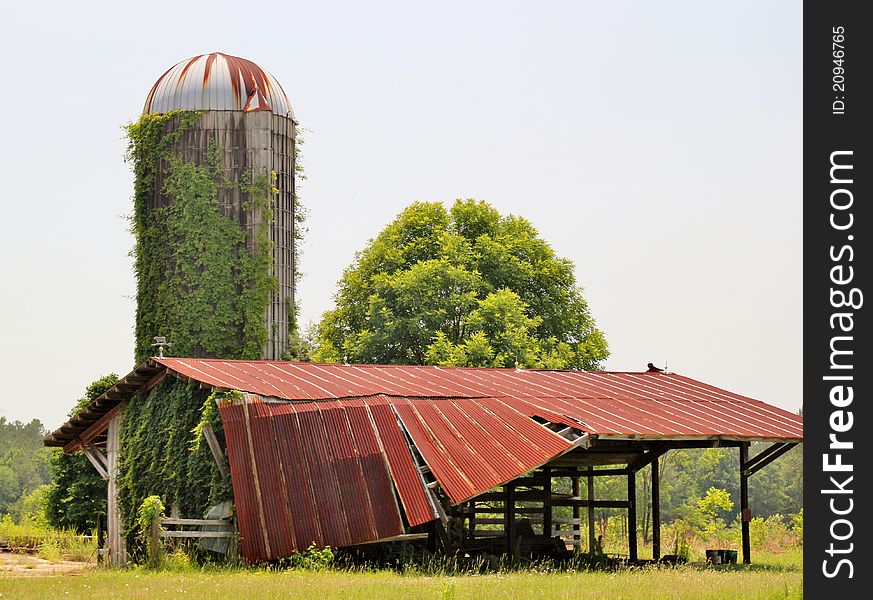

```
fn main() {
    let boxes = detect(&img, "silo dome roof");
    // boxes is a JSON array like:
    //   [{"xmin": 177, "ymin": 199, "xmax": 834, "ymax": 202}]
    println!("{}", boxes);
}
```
[{"xmin": 144, "ymin": 52, "xmax": 293, "ymax": 117}]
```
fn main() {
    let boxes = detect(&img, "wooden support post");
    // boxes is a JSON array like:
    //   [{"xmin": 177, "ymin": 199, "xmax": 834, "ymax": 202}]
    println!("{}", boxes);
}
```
[
  {"xmin": 587, "ymin": 467, "xmax": 595, "ymax": 554},
  {"xmin": 96, "ymin": 514, "xmax": 106, "ymax": 564},
  {"xmin": 652, "ymin": 456, "xmax": 661, "ymax": 561},
  {"xmin": 504, "ymin": 484, "xmax": 516, "ymax": 557},
  {"xmin": 572, "ymin": 470, "xmax": 581, "ymax": 547},
  {"xmin": 148, "ymin": 508, "xmax": 161, "ymax": 569},
  {"xmin": 543, "ymin": 467, "xmax": 552, "ymax": 539},
  {"xmin": 106, "ymin": 411, "xmax": 127, "ymax": 566},
  {"xmin": 740, "ymin": 442, "xmax": 751, "ymax": 564},
  {"xmin": 627, "ymin": 469, "xmax": 638, "ymax": 562}
]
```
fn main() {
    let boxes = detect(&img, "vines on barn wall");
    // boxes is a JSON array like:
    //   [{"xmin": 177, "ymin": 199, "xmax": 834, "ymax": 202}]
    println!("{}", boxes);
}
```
[{"xmin": 116, "ymin": 378, "xmax": 231, "ymax": 554}]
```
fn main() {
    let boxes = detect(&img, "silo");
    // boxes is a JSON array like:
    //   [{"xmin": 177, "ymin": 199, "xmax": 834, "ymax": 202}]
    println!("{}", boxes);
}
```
[{"xmin": 130, "ymin": 52, "xmax": 297, "ymax": 361}]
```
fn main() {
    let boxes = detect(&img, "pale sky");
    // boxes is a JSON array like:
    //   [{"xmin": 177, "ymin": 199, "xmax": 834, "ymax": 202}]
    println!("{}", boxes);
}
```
[{"xmin": 0, "ymin": 1, "xmax": 801, "ymax": 430}]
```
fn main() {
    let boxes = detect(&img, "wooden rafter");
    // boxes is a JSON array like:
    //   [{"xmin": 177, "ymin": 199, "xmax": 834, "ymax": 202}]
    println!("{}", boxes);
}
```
[{"xmin": 745, "ymin": 443, "xmax": 797, "ymax": 476}]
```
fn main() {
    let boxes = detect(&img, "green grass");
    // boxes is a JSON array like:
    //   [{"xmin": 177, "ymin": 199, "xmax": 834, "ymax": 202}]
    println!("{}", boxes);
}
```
[{"xmin": 0, "ymin": 551, "xmax": 801, "ymax": 599}]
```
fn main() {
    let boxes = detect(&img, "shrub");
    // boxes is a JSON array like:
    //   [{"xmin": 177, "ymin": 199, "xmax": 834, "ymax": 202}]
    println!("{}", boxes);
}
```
[
  {"xmin": 279, "ymin": 543, "xmax": 334, "ymax": 570},
  {"xmin": 137, "ymin": 495, "xmax": 166, "ymax": 569}
]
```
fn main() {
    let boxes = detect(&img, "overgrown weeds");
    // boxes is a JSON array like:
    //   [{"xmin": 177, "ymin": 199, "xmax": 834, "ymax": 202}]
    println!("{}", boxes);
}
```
[{"xmin": 0, "ymin": 515, "xmax": 97, "ymax": 562}]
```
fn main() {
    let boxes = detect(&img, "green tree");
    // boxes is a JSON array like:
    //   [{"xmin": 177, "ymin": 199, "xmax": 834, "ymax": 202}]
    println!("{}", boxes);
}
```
[
  {"xmin": 46, "ymin": 374, "xmax": 119, "ymax": 532},
  {"xmin": 313, "ymin": 200, "xmax": 608, "ymax": 369},
  {"xmin": 0, "ymin": 417, "xmax": 52, "ymax": 518},
  {"xmin": 693, "ymin": 487, "xmax": 734, "ymax": 543},
  {"xmin": 14, "ymin": 484, "xmax": 52, "ymax": 526}
]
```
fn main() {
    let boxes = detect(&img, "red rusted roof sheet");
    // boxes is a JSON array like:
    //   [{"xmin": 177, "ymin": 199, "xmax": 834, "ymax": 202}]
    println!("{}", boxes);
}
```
[
  {"xmin": 159, "ymin": 358, "xmax": 802, "ymax": 441},
  {"xmin": 219, "ymin": 396, "xmax": 410, "ymax": 562}
]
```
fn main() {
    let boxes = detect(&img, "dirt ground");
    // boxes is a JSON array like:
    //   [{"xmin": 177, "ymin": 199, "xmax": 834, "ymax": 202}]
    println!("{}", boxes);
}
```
[{"xmin": 0, "ymin": 550, "xmax": 91, "ymax": 577}]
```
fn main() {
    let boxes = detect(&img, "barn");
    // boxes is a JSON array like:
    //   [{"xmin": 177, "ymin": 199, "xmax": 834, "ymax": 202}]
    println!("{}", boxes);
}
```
[{"xmin": 44, "ymin": 358, "xmax": 802, "ymax": 566}]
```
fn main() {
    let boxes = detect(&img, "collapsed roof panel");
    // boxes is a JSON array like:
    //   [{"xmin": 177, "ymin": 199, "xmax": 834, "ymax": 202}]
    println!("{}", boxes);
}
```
[{"xmin": 219, "ymin": 396, "xmax": 407, "ymax": 562}]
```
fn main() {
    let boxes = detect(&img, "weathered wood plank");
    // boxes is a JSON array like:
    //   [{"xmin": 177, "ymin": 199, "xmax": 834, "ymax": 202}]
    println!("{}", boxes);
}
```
[
  {"xmin": 160, "ymin": 531, "xmax": 234, "ymax": 539},
  {"xmin": 160, "ymin": 518, "xmax": 232, "ymax": 527},
  {"xmin": 351, "ymin": 533, "xmax": 429, "ymax": 545}
]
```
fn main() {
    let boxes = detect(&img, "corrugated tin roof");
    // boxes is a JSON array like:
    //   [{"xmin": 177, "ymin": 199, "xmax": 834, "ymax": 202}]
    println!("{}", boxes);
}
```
[
  {"xmin": 217, "ymin": 390, "xmax": 579, "ymax": 559},
  {"xmin": 220, "ymin": 394, "xmax": 414, "ymax": 561},
  {"xmin": 143, "ymin": 52, "xmax": 292, "ymax": 117},
  {"xmin": 155, "ymin": 358, "xmax": 803, "ymax": 441}
]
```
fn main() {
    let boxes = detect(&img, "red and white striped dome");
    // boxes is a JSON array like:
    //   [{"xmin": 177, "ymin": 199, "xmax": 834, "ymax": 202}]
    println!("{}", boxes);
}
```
[{"xmin": 143, "ymin": 53, "xmax": 292, "ymax": 117}]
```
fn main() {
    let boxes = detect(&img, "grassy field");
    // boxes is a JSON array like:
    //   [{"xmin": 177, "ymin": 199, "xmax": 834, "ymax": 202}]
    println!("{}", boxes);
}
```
[{"xmin": 0, "ymin": 550, "xmax": 802, "ymax": 600}]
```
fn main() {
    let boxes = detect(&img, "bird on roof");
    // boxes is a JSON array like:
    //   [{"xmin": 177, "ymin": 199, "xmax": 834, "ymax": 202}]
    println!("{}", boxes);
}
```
[{"xmin": 647, "ymin": 362, "xmax": 664, "ymax": 373}]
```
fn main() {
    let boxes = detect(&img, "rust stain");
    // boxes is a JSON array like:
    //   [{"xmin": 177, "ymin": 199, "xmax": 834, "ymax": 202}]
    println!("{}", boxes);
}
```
[
  {"xmin": 203, "ymin": 53, "xmax": 217, "ymax": 87},
  {"xmin": 143, "ymin": 52, "xmax": 287, "ymax": 115}
]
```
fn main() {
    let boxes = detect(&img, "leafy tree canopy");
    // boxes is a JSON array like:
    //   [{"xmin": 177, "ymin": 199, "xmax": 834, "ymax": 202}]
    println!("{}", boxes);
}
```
[{"xmin": 313, "ymin": 200, "xmax": 608, "ymax": 369}]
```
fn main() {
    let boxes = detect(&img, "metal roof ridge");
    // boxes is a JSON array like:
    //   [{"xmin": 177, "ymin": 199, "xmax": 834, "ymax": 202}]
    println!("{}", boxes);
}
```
[{"xmin": 155, "ymin": 357, "xmax": 660, "ymax": 375}]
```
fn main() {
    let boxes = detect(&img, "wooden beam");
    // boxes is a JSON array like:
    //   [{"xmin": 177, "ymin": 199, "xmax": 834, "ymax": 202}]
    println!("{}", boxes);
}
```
[
  {"xmin": 142, "ymin": 370, "xmax": 168, "ymax": 393},
  {"xmin": 82, "ymin": 446, "xmax": 109, "ymax": 480},
  {"xmin": 475, "ymin": 517, "xmax": 542, "ymax": 525},
  {"xmin": 63, "ymin": 405, "xmax": 121, "ymax": 454},
  {"xmin": 473, "ymin": 498, "xmax": 628, "ymax": 508},
  {"xmin": 593, "ymin": 434, "xmax": 798, "ymax": 444},
  {"xmin": 202, "ymin": 423, "xmax": 229, "ymax": 479},
  {"xmin": 549, "ymin": 452, "xmax": 642, "ymax": 467},
  {"xmin": 587, "ymin": 467, "xmax": 595, "ymax": 554},
  {"xmin": 552, "ymin": 499, "xmax": 630, "ymax": 508},
  {"xmin": 160, "ymin": 518, "xmax": 231, "ymax": 526},
  {"xmin": 504, "ymin": 484, "xmax": 516, "ymax": 557},
  {"xmin": 572, "ymin": 469, "xmax": 581, "ymax": 547},
  {"xmin": 740, "ymin": 442, "xmax": 751, "ymax": 564},
  {"xmin": 471, "ymin": 507, "xmax": 547, "ymax": 515},
  {"xmin": 542, "ymin": 467, "xmax": 552, "ymax": 540},
  {"xmin": 625, "ymin": 442, "xmax": 673, "ymax": 473},
  {"xmin": 652, "ymin": 455, "xmax": 661, "ymax": 561},
  {"xmin": 161, "ymin": 531, "xmax": 234, "ymax": 539},
  {"xmin": 91, "ymin": 447, "xmax": 108, "ymax": 470},
  {"xmin": 627, "ymin": 470, "xmax": 638, "ymax": 562},
  {"xmin": 746, "ymin": 443, "xmax": 797, "ymax": 476},
  {"xmin": 352, "ymin": 533, "xmax": 430, "ymax": 545},
  {"xmin": 582, "ymin": 468, "xmax": 630, "ymax": 476},
  {"xmin": 744, "ymin": 443, "xmax": 787, "ymax": 470},
  {"xmin": 107, "ymin": 411, "xmax": 127, "ymax": 566},
  {"xmin": 473, "ymin": 490, "xmax": 550, "ymax": 502}
]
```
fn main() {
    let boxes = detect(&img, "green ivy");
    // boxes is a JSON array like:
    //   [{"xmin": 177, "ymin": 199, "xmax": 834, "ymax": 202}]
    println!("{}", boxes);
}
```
[
  {"xmin": 125, "ymin": 112, "xmax": 281, "ymax": 363},
  {"xmin": 117, "ymin": 378, "xmax": 231, "ymax": 555}
]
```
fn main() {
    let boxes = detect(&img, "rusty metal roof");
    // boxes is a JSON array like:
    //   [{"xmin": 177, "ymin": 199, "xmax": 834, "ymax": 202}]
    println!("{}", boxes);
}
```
[
  {"xmin": 155, "ymin": 358, "xmax": 803, "ymax": 442},
  {"xmin": 220, "ymin": 395, "xmax": 422, "ymax": 561},
  {"xmin": 143, "ymin": 52, "xmax": 292, "ymax": 117},
  {"xmin": 217, "ymin": 391, "xmax": 577, "ymax": 560}
]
